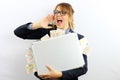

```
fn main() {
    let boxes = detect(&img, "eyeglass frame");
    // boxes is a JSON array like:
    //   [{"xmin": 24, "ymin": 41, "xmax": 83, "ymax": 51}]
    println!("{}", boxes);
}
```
[{"xmin": 53, "ymin": 10, "xmax": 67, "ymax": 16}]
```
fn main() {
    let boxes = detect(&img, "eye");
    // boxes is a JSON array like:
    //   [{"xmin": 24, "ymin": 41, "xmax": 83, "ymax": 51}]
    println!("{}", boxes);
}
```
[
  {"xmin": 54, "ymin": 10, "xmax": 59, "ymax": 14},
  {"xmin": 53, "ymin": 10, "xmax": 67, "ymax": 16},
  {"xmin": 61, "ymin": 11, "xmax": 67, "ymax": 15}
]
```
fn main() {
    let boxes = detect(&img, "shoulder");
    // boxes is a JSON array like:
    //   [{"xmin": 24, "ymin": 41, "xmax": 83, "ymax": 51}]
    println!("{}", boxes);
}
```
[
  {"xmin": 69, "ymin": 29, "xmax": 84, "ymax": 40},
  {"xmin": 71, "ymin": 31, "xmax": 90, "ymax": 55},
  {"xmin": 77, "ymin": 33, "xmax": 88, "ymax": 45}
]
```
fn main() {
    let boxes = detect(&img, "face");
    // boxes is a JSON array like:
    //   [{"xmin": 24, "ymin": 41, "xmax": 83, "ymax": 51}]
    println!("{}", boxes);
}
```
[{"xmin": 54, "ymin": 6, "xmax": 69, "ymax": 30}]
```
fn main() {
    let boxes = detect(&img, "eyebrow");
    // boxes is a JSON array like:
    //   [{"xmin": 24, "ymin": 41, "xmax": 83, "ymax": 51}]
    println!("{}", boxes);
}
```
[{"xmin": 55, "ymin": 9, "xmax": 61, "ymax": 11}]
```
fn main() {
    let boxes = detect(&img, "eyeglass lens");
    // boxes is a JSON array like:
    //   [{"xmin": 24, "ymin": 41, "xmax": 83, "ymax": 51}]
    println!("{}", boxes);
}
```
[{"xmin": 54, "ymin": 10, "xmax": 67, "ymax": 15}]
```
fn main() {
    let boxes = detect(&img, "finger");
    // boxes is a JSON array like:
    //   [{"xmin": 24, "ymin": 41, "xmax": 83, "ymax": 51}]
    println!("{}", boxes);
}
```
[
  {"xmin": 46, "ymin": 65, "xmax": 54, "ymax": 71},
  {"xmin": 40, "ymin": 76, "xmax": 48, "ymax": 80},
  {"xmin": 39, "ymin": 74, "xmax": 49, "ymax": 79},
  {"xmin": 47, "ymin": 14, "xmax": 51, "ymax": 22},
  {"xmin": 47, "ymin": 14, "xmax": 54, "ymax": 22},
  {"xmin": 50, "ymin": 15, "xmax": 54, "ymax": 20}
]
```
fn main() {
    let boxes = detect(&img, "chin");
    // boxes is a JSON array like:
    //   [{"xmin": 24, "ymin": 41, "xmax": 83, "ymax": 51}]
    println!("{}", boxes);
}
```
[
  {"xmin": 57, "ymin": 25, "xmax": 63, "ymax": 29},
  {"xmin": 57, "ymin": 26, "xmax": 63, "ymax": 29}
]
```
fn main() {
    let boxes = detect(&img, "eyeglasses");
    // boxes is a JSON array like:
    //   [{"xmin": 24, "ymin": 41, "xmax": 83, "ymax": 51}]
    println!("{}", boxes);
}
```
[{"xmin": 53, "ymin": 10, "xmax": 67, "ymax": 16}]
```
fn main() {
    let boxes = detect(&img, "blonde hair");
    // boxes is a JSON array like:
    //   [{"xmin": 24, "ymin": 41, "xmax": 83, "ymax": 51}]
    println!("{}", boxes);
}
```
[{"xmin": 54, "ymin": 2, "xmax": 75, "ymax": 30}]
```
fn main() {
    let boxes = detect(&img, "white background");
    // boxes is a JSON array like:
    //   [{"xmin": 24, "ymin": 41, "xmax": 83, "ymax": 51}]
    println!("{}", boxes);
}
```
[{"xmin": 0, "ymin": 0, "xmax": 120, "ymax": 80}]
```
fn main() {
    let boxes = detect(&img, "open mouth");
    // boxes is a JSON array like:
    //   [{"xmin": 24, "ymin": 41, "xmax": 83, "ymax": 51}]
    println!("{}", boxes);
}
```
[{"xmin": 57, "ymin": 20, "xmax": 63, "ymax": 24}]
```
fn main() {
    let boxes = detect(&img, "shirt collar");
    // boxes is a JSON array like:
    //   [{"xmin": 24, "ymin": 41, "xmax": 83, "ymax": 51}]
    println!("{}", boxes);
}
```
[{"xmin": 65, "ymin": 28, "xmax": 70, "ymax": 34}]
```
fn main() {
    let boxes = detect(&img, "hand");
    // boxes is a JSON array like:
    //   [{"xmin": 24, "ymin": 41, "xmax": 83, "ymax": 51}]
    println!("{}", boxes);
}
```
[
  {"xmin": 32, "ymin": 14, "xmax": 54, "ymax": 29},
  {"xmin": 39, "ymin": 65, "xmax": 62, "ymax": 80}
]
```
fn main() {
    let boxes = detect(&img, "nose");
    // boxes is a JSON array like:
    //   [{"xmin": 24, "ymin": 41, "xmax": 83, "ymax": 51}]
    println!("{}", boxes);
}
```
[
  {"xmin": 57, "ymin": 14, "xmax": 61, "ymax": 16},
  {"xmin": 56, "ymin": 13, "xmax": 62, "ymax": 17}
]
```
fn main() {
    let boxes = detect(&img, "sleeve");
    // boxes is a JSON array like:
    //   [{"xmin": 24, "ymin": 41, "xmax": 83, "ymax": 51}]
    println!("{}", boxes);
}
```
[
  {"xmin": 34, "ymin": 72, "xmax": 43, "ymax": 80},
  {"xmin": 14, "ymin": 22, "xmax": 52, "ymax": 39},
  {"xmin": 61, "ymin": 54, "xmax": 88, "ymax": 80}
]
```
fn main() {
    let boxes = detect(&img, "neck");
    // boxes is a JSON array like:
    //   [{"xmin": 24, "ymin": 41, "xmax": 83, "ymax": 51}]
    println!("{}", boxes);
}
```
[{"xmin": 62, "ymin": 24, "xmax": 69, "ymax": 30}]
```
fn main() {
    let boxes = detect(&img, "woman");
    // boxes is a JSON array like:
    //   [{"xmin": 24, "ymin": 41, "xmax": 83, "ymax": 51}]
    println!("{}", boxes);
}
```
[{"xmin": 14, "ymin": 2, "xmax": 88, "ymax": 80}]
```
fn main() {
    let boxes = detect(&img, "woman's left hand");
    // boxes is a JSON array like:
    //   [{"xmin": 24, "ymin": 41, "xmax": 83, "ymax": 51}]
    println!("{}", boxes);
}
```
[{"xmin": 39, "ymin": 65, "xmax": 62, "ymax": 80}]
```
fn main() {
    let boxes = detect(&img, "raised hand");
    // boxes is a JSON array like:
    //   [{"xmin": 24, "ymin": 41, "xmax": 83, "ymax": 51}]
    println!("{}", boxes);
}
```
[{"xmin": 32, "ymin": 14, "xmax": 54, "ymax": 29}]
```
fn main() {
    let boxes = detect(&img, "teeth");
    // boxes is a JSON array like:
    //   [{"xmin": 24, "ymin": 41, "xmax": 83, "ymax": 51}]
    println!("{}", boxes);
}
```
[
  {"xmin": 58, "ymin": 20, "xmax": 62, "ymax": 21},
  {"xmin": 57, "ymin": 20, "xmax": 62, "ymax": 23}
]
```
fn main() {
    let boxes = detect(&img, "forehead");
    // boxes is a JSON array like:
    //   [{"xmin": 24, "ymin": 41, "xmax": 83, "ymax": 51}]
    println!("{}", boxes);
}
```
[
  {"xmin": 55, "ymin": 6, "xmax": 68, "ymax": 12},
  {"xmin": 55, "ymin": 6, "xmax": 61, "ymax": 11}
]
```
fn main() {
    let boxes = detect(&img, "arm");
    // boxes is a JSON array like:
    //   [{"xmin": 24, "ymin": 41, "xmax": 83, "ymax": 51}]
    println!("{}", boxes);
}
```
[
  {"xmin": 14, "ymin": 15, "xmax": 54, "ymax": 39},
  {"xmin": 61, "ymin": 54, "xmax": 88, "ymax": 80},
  {"xmin": 14, "ymin": 22, "xmax": 53, "ymax": 39}
]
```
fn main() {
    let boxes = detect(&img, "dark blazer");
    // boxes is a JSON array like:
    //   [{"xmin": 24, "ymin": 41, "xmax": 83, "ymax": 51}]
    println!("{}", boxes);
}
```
[{"xmin": 14, "ymin": 22, "xmax": 88, "ymax": 80}]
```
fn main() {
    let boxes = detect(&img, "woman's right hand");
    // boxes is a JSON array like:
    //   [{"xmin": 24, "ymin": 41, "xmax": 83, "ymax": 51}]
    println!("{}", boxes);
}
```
[{"xmin": 32, "ymin": 15, "xmax": 54, "ymax": 29}]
